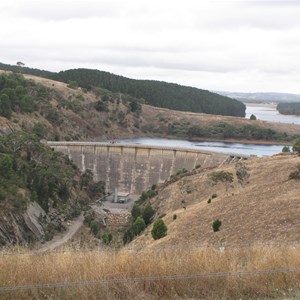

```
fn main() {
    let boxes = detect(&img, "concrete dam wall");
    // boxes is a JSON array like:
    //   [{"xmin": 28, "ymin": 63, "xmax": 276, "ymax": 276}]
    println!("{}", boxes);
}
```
[{"xmin": 47, "ymin": 142, "xmax": 230, "ymax": 194}]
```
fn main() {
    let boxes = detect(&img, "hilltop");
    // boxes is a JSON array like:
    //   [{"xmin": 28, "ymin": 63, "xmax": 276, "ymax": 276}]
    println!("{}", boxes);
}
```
[
  {"xmin": 1, "ymin": 71, "xmax": 300, "ymax": 144},
  {"xmin": 129, "ymin": 153, "xmax": 300, "ymax": 249}
]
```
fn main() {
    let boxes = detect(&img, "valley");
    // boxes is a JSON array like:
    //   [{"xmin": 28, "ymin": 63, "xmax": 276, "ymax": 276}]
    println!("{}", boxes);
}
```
[{"xmin": 1, "ymin": 68, "xmax": 300, "ymax": 299}]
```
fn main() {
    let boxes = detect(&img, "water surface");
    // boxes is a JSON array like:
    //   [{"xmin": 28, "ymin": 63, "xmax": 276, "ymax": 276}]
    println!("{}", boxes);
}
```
[
  {"xmin": 246, "ymin": 104, "xmax": 300, "ymax": 125},
  {"xmin": 116, "ymin": 137, "xmax": 284, "ymax": 157}
]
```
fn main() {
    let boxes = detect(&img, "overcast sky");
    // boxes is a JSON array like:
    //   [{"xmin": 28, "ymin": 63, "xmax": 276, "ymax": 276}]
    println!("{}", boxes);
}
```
[{"xmin": 1, "ymin": 0, "xmax": 300, "ymax": 93}]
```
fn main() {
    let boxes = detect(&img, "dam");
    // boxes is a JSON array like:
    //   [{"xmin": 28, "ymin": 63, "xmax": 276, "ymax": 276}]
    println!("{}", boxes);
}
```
[{"xmin": 47, "ymin": 142, "xmax": 236, "ymax": 194}]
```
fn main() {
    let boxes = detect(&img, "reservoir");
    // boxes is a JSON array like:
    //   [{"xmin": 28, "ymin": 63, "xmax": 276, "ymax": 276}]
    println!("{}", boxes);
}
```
[
  {"xmin": 115, "ymin": 137, "xmax": 284, "ymax": 157},
  {"xmin": 245, "ymin": 103, "xmax": 300, "ymax": 125}
]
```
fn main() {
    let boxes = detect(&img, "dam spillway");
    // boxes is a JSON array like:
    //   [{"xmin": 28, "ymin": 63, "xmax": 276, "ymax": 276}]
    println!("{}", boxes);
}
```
[{"xmin": 47, "ymin": 142, "xmax": 231, "ymax": 194}]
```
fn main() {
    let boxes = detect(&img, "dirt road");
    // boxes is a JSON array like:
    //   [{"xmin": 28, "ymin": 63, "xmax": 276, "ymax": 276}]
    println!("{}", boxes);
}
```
[{"xmin": 35, "ymin": 213, "xmax": 84, "ymax": 253}]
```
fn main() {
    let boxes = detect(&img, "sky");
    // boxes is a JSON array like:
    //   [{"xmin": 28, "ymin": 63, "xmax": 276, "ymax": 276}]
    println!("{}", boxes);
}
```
[{"xmin": 1, "ymin": 0, "xmax": 300, "ymax": 93}]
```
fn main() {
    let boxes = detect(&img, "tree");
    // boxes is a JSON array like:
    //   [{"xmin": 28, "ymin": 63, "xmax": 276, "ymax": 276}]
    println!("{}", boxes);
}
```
[
  {"xmin": 0, "ymin": 154, "xmax": 13, "ymax": 178},
  {"xmin": 282, "ymin": 145, "xmax": 290, "ymax": 153},
  {"xmin": 0, "ymin": 94, "xmax": 12, "ymax": 118},
  {"xmin": 208, "ymin": 171, "xmax": 234, "ymax": 191},
  {"xmin": 16, "ymin": 61, "xmax": 25, "ymax": 73},
  {"xmin": 250, "ymin": 114, "xmax": 257, "ymax": 120},
  {"xmin": 131, "ymin": 204, "xmax": 141, "ymax": 222},
  {"xmin": 33, "ymin": 123, "xmax": 46, "ymax": 139},
  {"xmin": 292, "ymin": 140, "xmax": 300, "ymax": 155},
  {"xmin": 151, "ymin": 219, "xmax": 168, "ymax": 240},
  {"xmin": 132, "ymin": 216, "xmax": 146, "ymax": 236},
  {"xmin": 80, "ymin": 169, "xmax": 93, "ymax": 190},
  {"xmin": 142, "ymin": 204, "xmax": 155, "ymax": 225},
  {"xmin": 212, "ymin": 219, "xmax": 222, "ymax": 232},
  {"xmin": 90, "ymin": 220, "xmax": 100, "ymax": 236}
]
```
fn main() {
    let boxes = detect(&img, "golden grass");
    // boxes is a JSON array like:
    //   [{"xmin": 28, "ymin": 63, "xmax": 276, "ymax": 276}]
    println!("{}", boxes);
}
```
[{"xmin": 0, "ymin": 245, "xmax": 299, "ymax": 299}]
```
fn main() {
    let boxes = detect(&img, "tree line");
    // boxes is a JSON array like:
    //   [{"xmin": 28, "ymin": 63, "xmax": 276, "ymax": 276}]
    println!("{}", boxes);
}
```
[
  {"xmin": 0, "ymin": 62, "xmax": 246, "ymax": 117},
  {"xmin": 277, "ymin": 102, "xmax": 300, "ymax": 116}
]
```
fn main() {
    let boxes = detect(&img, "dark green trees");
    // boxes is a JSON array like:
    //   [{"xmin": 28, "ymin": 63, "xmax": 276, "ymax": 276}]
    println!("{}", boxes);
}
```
[
  {"xmin": 56, "ymin": 68, "xmax": 246, "ymax": 117},
  {"xmin": 293, "ymin": 140, "xmax": 300, "ymax": 154},
  {"xmin": 212, "ymin": 219, "xmax": 222, "ymax": 232},
  {"xmin": 151, "ymin": 219, "xmax": 168, "ymax": 240}
]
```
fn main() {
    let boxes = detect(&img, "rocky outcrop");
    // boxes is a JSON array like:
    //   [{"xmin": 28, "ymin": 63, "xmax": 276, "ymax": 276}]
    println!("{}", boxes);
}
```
[
  {"xmin": 0, "ymin": 212, "xmax": 34, "ymax": 246},
  {"xmin": 23, "ymin": 202, "xmax": 48, "ymax": 240}
]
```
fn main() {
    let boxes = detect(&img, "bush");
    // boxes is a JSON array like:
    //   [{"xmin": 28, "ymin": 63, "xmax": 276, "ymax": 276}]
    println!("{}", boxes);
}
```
[
  {"xmin": 292, "ymin": 140, "xmax": 300, "ymax": 154},
  {"xmin": 250, "ymin": 114, "xmax": 257, "ymax": 120},
  {"xmin": 102, "ymin": 233, "xmax": 112, "ymax": 245},
  {"xmin": 212, "ymin": 219, "xmax": 222, "ymax": 232},
  {"xmin": 173, "ymin": 214, "xmax": 177, "ymax": 220},
  {"xmin": 207, "ymin": 198, "xmax": 211, "ymax": 204},
  {"xmin": 131, "ymin": 204, "xmax": 141, "ymax": 222},
  {"xmin": 151, "ymin": 219, "xmax": 168, "ymax": 240},
  {"xmin": 142, "ymin": 204, "xmax": 155, "ymax": 225},
  {"xmin": 90, "ymin": 220, "xmax": 100, "ymax": 236},
  {"xmin": 289, "ymin": 164, "xmax": 300, "ymax": 180},
  {"xmin": 282, "ymin": 145, "xmax": 290, "ymax": 153},
  {"xmin": 132, "ymin": 216, "xmax": 146, "ymax": 236},
  {"xmin": 211, "ymin": 194, "xmax": 218, "ymax": 199}
]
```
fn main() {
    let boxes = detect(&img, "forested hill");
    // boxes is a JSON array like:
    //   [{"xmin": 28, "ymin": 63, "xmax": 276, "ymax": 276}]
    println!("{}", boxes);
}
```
[
  {"xmin": 0, "ymin": 62, "xmax": 245, "ymax": 117},
  {"xmin": 277, "ymin": 102, "xmax": 300, "ymax": 116},
  {"xmin": 56, "ymin": 69, "xmax": 246, "ymax": 117}
]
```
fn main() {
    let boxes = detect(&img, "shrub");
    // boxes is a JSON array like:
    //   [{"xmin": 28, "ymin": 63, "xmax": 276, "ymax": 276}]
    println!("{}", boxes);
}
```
[
  {"xmin": 282, "ymin": 145, "xmax": 290, "ymax": 153},
  {"xmin": 212, "ymin": 219, "xmax": 222, "ymax": 232},
  {"xmin": 151, "ymin": 219, "xmax": 168, "ymax": 240},
  {"xmin": 132, "ymin": 216, "xmax": 146, "ymax": 236},
  {"xmin": 142, "ymin": 204, "xmax": 155, "ymax": 225},
  {"xmin": 289, "ymin": 164, "xmax": 300, "ymax": 180},
  {"xmin": 131, "ymin": 204, "xmax": 141, "ymax": 222},
  {"xmin": 207, "ymin": 198, "xmax": 211, "ymax": 204},
  {"xmin": 292, "ymin": 140, "xmax": 300, "ymax": 155},
  {"xmin": 211, "ymin": 194, "xmax": 218, "ymax": 199},
  {"xmin": 173, "ymin": 214, "xmax": 177, "ymax": 220},
  {"xmin": 90, "ymin": 220, "xmax": 100, "ymax": 236},
  {"xmin": 250, "ymin": 114, "xmax": 257, "ymax": 120},
  {"xmin": 102, "ymin": 233, "xmax": 112, "ymax": 245}
]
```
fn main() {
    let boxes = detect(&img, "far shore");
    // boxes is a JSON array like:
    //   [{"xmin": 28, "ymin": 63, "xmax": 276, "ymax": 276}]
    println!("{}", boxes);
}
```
[{"xmin": 245, "ymin": 102, "xmax": 277, "ymax": 108}]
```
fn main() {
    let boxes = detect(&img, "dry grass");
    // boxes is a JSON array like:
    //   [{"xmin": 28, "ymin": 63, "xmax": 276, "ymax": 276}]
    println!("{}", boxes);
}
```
[
  {"xmin": 131, "ymin": 154, "xmax": 300, "ymax": 249},
  {"xmin": 0, "ymin": 245, "xmax": 299, "ymax": 299}
]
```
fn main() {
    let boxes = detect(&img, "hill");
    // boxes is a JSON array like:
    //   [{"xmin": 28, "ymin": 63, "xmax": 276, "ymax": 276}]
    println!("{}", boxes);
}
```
[
  {"xmin": 129, "ymin": 153, "xmax": 300, "ymax": 249},
  {"xmin": 0, "ymin": 131, "xmax": 96, "ymax": 246},
  {"xmin": 1, "ymin": 71, "xmax": 300, "ymax": 144},
  {"xmin": 56, "ymin": 68, "xmax": 246, "ymax": 117},
  {"xmin": 0, "ymin": 62, "xmax": 246, "ymax": 117},
  {"xmin": 1, "ymin": 153, "xmax": 300, "ymax": 300},
  {"xmin": 277, "ymin": 102, "xmax": 300, "ymax": 116}
]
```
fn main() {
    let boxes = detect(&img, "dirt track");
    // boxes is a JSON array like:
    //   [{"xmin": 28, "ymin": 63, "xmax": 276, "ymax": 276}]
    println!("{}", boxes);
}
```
[{"xmin": 35, "ymin": 213, "xmax": 84, "ymax": 253}]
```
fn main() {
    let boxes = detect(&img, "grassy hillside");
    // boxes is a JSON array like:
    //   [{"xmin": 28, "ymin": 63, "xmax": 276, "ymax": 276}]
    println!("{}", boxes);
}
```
[
  {"xmin": 0, "ymin": 62, "xmax": 246, "ymax": 117},
  {"xmin": 1, "ymin": 71, "xmax": 300, "ymax": 144},
  {"xmin": 129, "ymin": 153, "xmax": 300, "ymax": 249},
  {"xmin": 1, "ymin": 245, "xmax": 299, "ymax": 299}
]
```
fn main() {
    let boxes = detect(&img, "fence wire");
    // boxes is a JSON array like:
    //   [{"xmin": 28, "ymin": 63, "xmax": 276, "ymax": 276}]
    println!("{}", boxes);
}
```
[
  {"xmin": 1, "ymin": 241, "xmax": 299, "ymax": 257},
  {"xmin": 1, "ymin": 268, "xmax": 299, "ymax": 292}
]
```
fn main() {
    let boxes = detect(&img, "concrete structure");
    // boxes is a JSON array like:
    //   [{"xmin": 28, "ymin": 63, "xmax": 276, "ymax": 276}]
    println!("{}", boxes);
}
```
[{"xmin": 47, "ymin": 142, "xmax": 239, "ymax": 194}]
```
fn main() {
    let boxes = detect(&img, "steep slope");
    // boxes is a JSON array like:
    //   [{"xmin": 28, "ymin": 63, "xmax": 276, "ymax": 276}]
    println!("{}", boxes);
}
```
[
  {"xmin": 129, "ymin": 153, "xmax": 300, "ymax": 249},
  {"xmin": 0, "ymin": 132, "xmax": 93, "ymax": 246}
]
